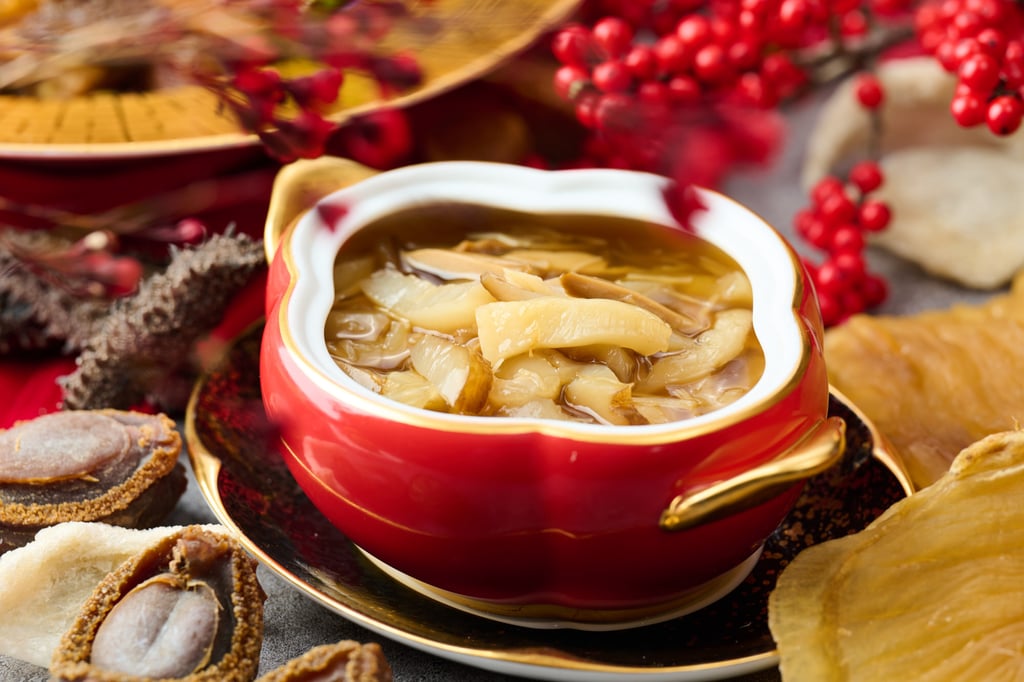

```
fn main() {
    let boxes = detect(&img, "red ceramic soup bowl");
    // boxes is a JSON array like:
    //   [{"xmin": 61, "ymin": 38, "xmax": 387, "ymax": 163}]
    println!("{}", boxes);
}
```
[{"xmin": 261, "ymin": 161, "xmax": 841, "ymax": 629}]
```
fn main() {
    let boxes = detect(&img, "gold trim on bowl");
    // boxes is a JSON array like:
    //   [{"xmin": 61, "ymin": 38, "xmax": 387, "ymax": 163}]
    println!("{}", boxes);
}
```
[
  {"xmin": 263, "ymin": 156, "xmax": 379, "ymax": 262},
  {"xmin": 827, "ymin": 385, "xmax": 917, "ymax": 495},
  {"xmin": 659, "ymin": 416, "xmax": 846, "ymax": 531},
  {"xmin": 0, "ymin": 0, "xmax": 581, "ymax": 159}
]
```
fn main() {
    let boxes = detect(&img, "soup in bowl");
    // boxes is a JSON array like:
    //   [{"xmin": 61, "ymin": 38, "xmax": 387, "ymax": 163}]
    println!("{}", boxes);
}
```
[{"xmin": 261, "ymin": 161, "xmax": 842, "ymax": 629}]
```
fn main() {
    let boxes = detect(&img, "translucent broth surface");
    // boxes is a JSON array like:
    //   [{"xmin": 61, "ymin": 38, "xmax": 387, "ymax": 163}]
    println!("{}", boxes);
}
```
[{"xmin": 324, "ymin": 204, "xmax": 764, "ymax": 426}]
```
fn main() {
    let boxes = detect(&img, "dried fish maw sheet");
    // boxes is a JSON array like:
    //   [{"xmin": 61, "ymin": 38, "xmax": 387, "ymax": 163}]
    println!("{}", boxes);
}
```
[
  {"xmin": 768, "ymin": 430, "xmax": 1024, "ymax": 682},
  {"xmin": 824, "ymin": 275, "xmax": 1024, "ymax": 488}
]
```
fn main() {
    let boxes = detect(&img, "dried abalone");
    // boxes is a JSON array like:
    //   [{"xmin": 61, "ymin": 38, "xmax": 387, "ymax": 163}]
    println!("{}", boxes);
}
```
[
  {"xmin": 0, "ymin": 409, "xmax": 186, "ymax": 554},
  {"xmin": 0, "ymin": 522, "xmax": 223, "ymax": 668},
  {"xmin": 258, "ymin": 641, "xmax": 393, "ymax": 682},
  {"xmin": 50, "ymin": 525, "xmax": 265, "ymax": 682}
]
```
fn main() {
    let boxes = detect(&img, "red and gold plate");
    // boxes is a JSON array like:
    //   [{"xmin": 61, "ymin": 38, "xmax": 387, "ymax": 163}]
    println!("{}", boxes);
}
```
[{"xmin": 184, "ymin": 322, "xmax": 911, "ymax": 681}]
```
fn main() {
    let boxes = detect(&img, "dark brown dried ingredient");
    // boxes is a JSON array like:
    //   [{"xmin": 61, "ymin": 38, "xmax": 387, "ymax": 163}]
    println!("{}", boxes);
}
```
[
  {"xmin": 0, "ymin": 229, "xmax": 110, "ymax": 355},
  {"xmin": 0, "ymin": 409, "xmax": 185, "ymax": 555},
  {"xmin": 59, "ymin": 232, "xmax": 265, "ymax": 411},
  {"xmin": 257, "ymin": 641, "xmax": 393, "ymax": 682},
  {"xmin": 51, "ymin": 525, "xmax": 265, "ymax": 682}
]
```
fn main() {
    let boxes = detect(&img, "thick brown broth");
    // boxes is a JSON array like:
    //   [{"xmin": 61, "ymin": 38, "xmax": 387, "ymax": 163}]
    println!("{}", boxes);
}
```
[{"xmin": 324, "ymin": 204, "xmax": 765, "ymax": 425}]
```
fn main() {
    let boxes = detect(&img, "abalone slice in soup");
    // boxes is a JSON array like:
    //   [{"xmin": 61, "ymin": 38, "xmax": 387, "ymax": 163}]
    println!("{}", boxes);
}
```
[
  {"xmin": 257, "ymin": 640, "xmax": 393, "ymax": 682},
  {"xmin": 0, "ymin": 409, "xmax": 186, "ymax": 554},
  {"xmin": 50, "ymin": 525, "xmax": 265, "ymax": 682}
]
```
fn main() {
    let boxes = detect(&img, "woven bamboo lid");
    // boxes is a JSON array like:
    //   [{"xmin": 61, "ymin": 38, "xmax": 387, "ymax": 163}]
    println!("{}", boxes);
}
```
[{"xmin": 0, "ymin": 0, "xmax": 579, "ymax": 159}]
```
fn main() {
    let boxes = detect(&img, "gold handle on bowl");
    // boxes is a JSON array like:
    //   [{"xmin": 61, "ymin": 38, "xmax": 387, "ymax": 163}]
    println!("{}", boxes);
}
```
[
  {"xmin": 659, "ymin": 416, "xmax": 846, "ymax": 532},
  {"xmin": 263, "ymin": 157, "xmax": 379, "ymax": 264}
]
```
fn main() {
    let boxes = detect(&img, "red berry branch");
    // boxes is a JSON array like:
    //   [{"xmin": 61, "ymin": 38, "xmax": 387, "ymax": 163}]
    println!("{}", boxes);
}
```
[
  {"xmin": 545, "ymin": 0, "xmax": 1024, "ymax": 325},
  {"xmin": 916, "ymin": 0, "xmax": 1024, "ymax": 133},
  {"xmin": 796, "ymin": 160, "xmax": 891, "ymax": 325},
  {"xmin": 169, "ymin": 0, "xmax": 425, "ymax": 163},
  {"xmin": 794, "ymin": 73, "xmax": 892, "ymax": 324},
  {"xmin": 0, "ymin": 0, "xmax": 425, "ymax": 163}
]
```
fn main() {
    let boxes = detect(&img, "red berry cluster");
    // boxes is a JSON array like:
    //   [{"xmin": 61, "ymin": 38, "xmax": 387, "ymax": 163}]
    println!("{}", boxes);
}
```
[
  {"xmin": 549, "ymin": 6, "xmax": 814, "ymax": 220},
  {"xmin": 797, "ymin": 160, "xmax": 891, "ymax": 325},
  {"xmin": 221, "ymin": 65, "xmax": 342, "ymax": 162},
  {"xmin": 552, "ymin": 6, "xmax": 814, "ymax": 134},
  {"xmin": 554, "ymin": 0, "xmax": 920, "ymax": 125},
  {"xmin": 916, "ymin": 0, "xmax": 1024, "ymax": 134},
  {"xmin": 194, "ymin": 0, "xmax": 423, "ymax": 162},
  {"xmin": 796, "ymin": 67, "xmax": 891, "ymax": 325},
  {"xmin": 550, "ymin": 5, "xmax": 899, "ymax": 322}
]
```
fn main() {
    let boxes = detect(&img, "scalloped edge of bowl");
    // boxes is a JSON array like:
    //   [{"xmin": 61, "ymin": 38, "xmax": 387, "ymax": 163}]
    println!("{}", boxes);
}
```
[{"xmin": 273, "ymin": 161, "xmax": 814, "ymax": 444}]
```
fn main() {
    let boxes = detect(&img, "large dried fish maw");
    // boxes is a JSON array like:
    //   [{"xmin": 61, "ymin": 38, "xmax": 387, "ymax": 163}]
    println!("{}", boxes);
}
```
[
  {"xmin": 824, "ymin": 275, "xmax": 1024, "ymax": 488},
  {"xmin": 50, "ymin": 525, "xmax": 265, "ymax": 682},
  {"xmin": 0, "ymin": 410, "xmax": 186, "ymax": 554},
  {"xmin": 768, "ymin": 430, "xmax": 1024, "ymax": 682},
  {"xmin": 257, "ymin": 641, "xmax": 393, "ymax": 682}
]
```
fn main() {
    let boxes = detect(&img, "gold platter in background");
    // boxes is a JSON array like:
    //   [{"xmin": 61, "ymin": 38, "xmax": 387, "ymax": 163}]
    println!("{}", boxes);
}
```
[{"xmin": 0, "ymin": 0, "xmax": 580, "ymax": 159}]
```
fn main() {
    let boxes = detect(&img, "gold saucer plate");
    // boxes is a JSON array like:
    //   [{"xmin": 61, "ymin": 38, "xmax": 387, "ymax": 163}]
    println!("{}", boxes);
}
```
[{"xmin": 184, "ymin": 323, "xmax": 912, "ymax": 681}]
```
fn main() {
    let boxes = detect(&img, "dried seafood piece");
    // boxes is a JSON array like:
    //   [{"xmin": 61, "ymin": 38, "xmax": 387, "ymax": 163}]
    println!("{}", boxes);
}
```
[
  {"xmin": 360, "ymin": 268, "xmax": 494, "ymax": 334},
  {"xmin": 0, "ymin": 522, "xmax": 222, "ymax": 667},
  {"xmin": 800, "ymin": 57, "xmax": 1021, "ymax": 189},
  {"xmin": 0, "ymin": 409, "xmax": 185, "ymax": 554},
  {"xmin": 479, "ymin": 270, "xmax": 548, "ymax": 301},
  {"xmin": 59, "ymin": 232, "xmax": 265, "ymax": 411},
  {"xmin": 802, "ymin": 57, "xmax": 1024, "ymax": 289},
  {"xmin": 400, "ymin": 247, "xmax": 529, "ymax": 280},
  {"xmin": 257, "ymin": 641, "xmax": 393, "ymax": 682},
  {"xmin": 870, "ymin": 145, "xmax": 1024, "ymax": 289},
  {"xmin": 824, "ymin": 274, "xmax": 1024, "ymax": 488},
  {"xmin": 560, "ymin": 271, "xmax": 704, "ymax": 335},
  {"xmin": 768, "ymin": 430, "xmax": 1024, "ymax": 681},
  {"xmin": 475, "ymin": 297, "xmax": 673, "ymax": 365},
  {"xmin": 408, "ymin": 333, "xmax": 491, "ymax": 413},
  {"xmin": 51, "ymin": 525, "xmax": 265, "ymax": 682}
]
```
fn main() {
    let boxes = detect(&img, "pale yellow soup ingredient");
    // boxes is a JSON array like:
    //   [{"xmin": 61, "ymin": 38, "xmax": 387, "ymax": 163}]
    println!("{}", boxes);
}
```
[
  {"xmin": 324, "ymin": 225, "xmax": 764, "ymax": 425},
  {"xmin": 475, "ymin": 297, "xmax": 672, "ymax": 365},
  {"xmin": 361, "ymin": 269, "xmax": 493, "ymax": 334},
  {"xmin": 408, "ymin": 333, "xmax": 491, "ymax": 413}
]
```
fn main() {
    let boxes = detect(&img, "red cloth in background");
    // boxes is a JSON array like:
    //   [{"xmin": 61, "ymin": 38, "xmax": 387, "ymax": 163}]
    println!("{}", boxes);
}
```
[
  {"xmin": 0, "ymin": 356, "xmax": 76, "ymax": 428},
  {"xmin": 0, "ymin": 274, "xmax": 268, "ymax": 429},
  {"xmin": 0, "ymin": 146, "xmax": 277, "ymax": 428},
  {"xmin": 0, "ymin": 146, "xmax": 272, "ymax": 215}
]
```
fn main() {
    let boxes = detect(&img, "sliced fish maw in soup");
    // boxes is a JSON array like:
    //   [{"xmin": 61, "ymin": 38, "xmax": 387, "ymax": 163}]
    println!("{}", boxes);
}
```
[{"xmin": 324, "ymin": 204, "xmax": 764, "ymax": 425}]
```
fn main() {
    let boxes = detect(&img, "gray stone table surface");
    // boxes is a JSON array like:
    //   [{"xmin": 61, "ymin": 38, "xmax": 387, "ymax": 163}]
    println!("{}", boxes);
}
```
[{"xmin": 0, "ymin": 93, "xmax": 996, "ymax": 681}]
